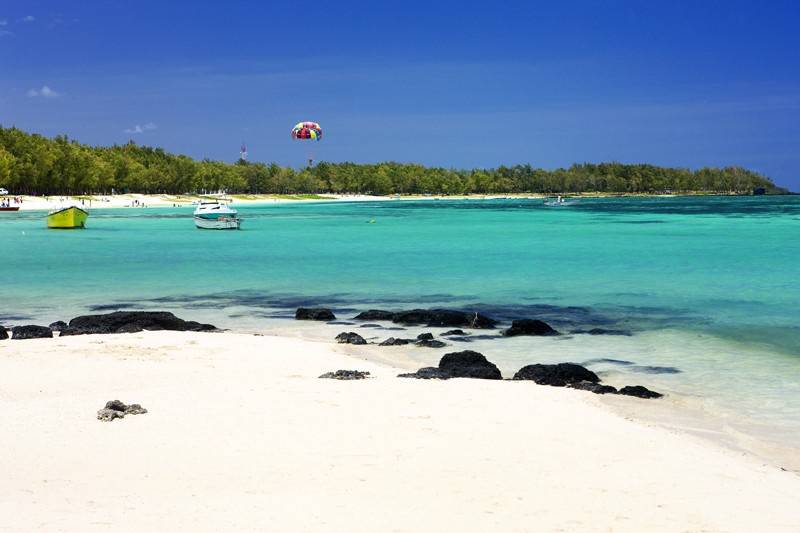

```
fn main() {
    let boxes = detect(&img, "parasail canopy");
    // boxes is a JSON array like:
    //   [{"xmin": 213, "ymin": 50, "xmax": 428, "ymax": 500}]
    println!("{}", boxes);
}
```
[{"xmin": 291, "ymin": 121, "xmax": 323, "ymax": 141}]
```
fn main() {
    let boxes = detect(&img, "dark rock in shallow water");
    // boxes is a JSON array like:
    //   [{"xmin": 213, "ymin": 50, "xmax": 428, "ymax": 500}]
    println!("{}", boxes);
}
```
[
  {"xmin": 513, "ymin": 363, "xmax": 599, "ymax": 386},
  {"xmin": 618, "ymin": 385, "xmax": 663, "ymax": 399},
  {"xmin": 327, "ymin": 321, "xmax": 355, "ymax": 326},
  {"xmin": 441, "ymin": 329, "xmax": 467, "ymax": 336},
  {"xmin": 379, "ymin": 337, "xmax": 415, "ymax": 346},
  {"xmin": 503, "ymin": 319, "xmax": 559, "ymax": 337},
  {"xmin": 0, "ymin": 325, "xmax": 7, "ymax": 340},
  {"xmin": 319, "ymin": 370, "xmax": 371, "ymax": 380},
  {"xmin": 393, "ymin": 309, "xmax": 497, "ymax": 329},
  {"xmin": 568, "ymin": 381, "xmax": 618, "ymax": 394},
  {"xmin": 397, "ymin": 367, "xmax": 452, "ymax": 380},
  {"xmin": 582, "ymin": 358, "xmax": 635, "ymax": 366},
  {"xmin": 49, "ymin": 320, "xmax": 68, "ymax": 332},
  {"xmin": 630, "ymin": 365, "xmax": 681, "ymax": 375},
  {"xmin": 416, "ymin": 338, "xmax": 447, "ymax": 348},
  {"xmin": 98, "ymin": 400, "xmax": 148, "ymax": 421},
  {"xmin": 359, "ymin": 323, "xmax": 383, "ymax": 328},
  {"xmin": 417, "ymin": 333, "xmax": 434, "ymax": 341},
  {"xmin": 438, "ymin": 350, "xmax": 502, "ymax": 379},
  {"xmin": 335, "ymin": 332, "xmax": 367, "ymax": 345},
  {"xmin": 61, "ymin": 311, "xmax": 216, "ymax": 336},
  {"xmin": 353, "ymin": 310, "xmax": 396, "ymax": 321},
  {"xmin": 11, "ymin": 325, "xmax": 53, "ymax": 340},
  {"xmin": 570, "ymin": 328, "xmax": 632, "ymax": 336},
  {"xmin": 295, "ymin": 307, "xmax": 336, "ymax": 321}
]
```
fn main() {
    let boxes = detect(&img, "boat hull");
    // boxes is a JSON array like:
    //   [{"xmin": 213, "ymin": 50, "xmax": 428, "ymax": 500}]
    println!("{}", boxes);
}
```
[
  {"xmin": 47, "ymin": 206, "xmax": 89, "ymax": 229},
  {"xmin": 0, "ymin": 207, "xmax": 20, "ymax": 212},
  {"xmin": 194, "ymin": 216, "xmax": 242, "ymax": 230}
]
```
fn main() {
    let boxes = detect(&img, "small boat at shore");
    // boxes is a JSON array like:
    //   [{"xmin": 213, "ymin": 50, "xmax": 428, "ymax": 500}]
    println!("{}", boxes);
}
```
[
  {"xmin": 0, "ymin": 206, "xmax": 20, "ymax": 212},
  {"xmin": 47, "ymin": 206, "xmax": 89, "ymax": 229},
  {"xmin": 193, "ymin": 201, "xmax": 242, "ymax": 230}
]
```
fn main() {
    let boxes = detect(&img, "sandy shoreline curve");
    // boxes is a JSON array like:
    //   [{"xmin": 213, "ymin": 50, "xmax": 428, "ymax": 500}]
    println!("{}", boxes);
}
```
[
  {"xmin": 5, "ymin": 191, "xmax": 747, "ymax": 211},
  {"xmin": 1, "ymin": 330, "xmax": 798, "ymax": 532}
]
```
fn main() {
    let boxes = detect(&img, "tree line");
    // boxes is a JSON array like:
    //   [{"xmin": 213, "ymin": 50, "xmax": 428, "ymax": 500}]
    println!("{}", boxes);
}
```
[{"xmin": 0, "ymin": 126, "xmax": 783, "ymax": 196}]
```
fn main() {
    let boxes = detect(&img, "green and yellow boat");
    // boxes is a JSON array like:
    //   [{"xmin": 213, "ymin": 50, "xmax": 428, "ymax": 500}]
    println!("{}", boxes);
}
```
[{"xmin": 47, "ymin": 206, "xmax": 89, "ymax": 229}]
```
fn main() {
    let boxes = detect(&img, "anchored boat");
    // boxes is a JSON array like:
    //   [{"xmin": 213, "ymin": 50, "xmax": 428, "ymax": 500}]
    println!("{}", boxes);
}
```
[
  {"xmin": 47, "ymin": 206, "xmax": 89, "ymax": 229},
  {"xmin": 193, "ymin": 201, "xmax": 242, "ymax": 230}
]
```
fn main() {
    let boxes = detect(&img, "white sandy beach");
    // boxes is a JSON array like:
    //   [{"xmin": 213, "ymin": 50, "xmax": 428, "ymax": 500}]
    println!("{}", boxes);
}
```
[{"xmin": 1, "ymin": 331, "xmax": 799, "ymax": 532}]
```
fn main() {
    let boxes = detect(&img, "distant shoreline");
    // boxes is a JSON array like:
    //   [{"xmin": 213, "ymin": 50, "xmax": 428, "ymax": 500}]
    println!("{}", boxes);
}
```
[{"xmin": 4, "ymin": 190, "xmax": 792, "ymax": 211}]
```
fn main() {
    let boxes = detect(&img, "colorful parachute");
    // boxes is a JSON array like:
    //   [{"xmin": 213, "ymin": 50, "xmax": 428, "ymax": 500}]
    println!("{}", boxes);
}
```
[{"xmin": 291, "ymin": 121, "xmax": 322, "ymax": 141}]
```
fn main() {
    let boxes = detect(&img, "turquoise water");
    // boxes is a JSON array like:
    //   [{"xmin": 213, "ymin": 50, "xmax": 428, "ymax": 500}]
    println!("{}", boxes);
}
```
[{"xmin": 2, "ymin": 196, "xmax": 800, "ymax": 450}]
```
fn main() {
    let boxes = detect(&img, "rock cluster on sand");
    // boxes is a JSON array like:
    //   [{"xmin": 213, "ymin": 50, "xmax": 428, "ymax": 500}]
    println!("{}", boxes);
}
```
[
  {"xmin": 295, "ymin": 307, "xmax": 336, "ymax": 321},
  {"xmin": 335, "ymin": 332, "xmax": 367, "ymax": 345},
  {"xmin": 354, "ymin": 309, "xmax": 497, "ymax": 329},
  {"xmin": 11, "ymin": 325, "xmax": 54, "ymax": 340},
  {"xmin": 513, "ymin": 362, "xmax": 662, "ymax": 399},
  {"xmin": 416, "ymin": 338, "xmax": 447, "ymax": 348},
  {"xmin": 513, "ymin": 363, "xmax": 599, "ymax": 386},
  {"xmin": 319, "ymin": 370, "xmax": 371, "ymax": 380},
  {"xmin": 97, "ymin": 400, "xmax": 148, "ymax": 422},
  {"xmin": 0, "ymin": 325, "xmax": 8, "ymax": 340},
  {"xmin": 379, "ymin": 337, "xmax": 415, "ymax": 346},
  {"xmin": 399, "ymin": 350, "xmax": 502, "ymax": 380},
  {"xmin": 61, "ymin": 311, "xmax": 216, "ymax": 336},
  {"xmin": 49, "ymin": 320, "xmax": 68, "ymax": 332},
  {"xmin": 503, "ymin": 319, "xmax": 560, "ymax": 337}
]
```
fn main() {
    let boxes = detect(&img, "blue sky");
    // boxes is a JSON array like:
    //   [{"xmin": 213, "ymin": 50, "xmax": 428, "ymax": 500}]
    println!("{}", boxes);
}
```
[{"xmin": 1, "ymin": 0, "xmax": 799, "ymax": 189}]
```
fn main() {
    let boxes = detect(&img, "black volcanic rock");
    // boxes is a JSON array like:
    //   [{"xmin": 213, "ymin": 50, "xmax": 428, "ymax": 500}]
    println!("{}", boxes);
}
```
[
  {"xmin": 353, "ymin": 310, "xmax": 396, "ymax": 321},
  {"xmin": 513, "ymin": 363, "xmax": 599, "ymax": 386},
  {"xmin": 441, "ymin": 329, "xmax": 467, "ymax": 336},
  {"xmin": 417, "ymin": 333, "xmax": 434, "ymax": 341},
  {"xmin": 392, "ymin": 309, "xmax": 497, "ymax": 329},
  {"xmin": 571, "ymin": 328, "xmax": 632, "ymax": 336},
  {"xmin": 438, "ymin": 350, "xmax": 502, "ymax": 379},
  {"xmin": 0, "ymin": 325, "xmax": 7, "ymax": 340},
  {"xmin": 416, "ymin": 339, "xmax": 447, "ymax": 348},
  {"xmin": 49, "ymin": 321, "xmax": 68, "ymax": 332},
  {"xmin": 98, "ymin": 400, "xmax": 147, "ymax": 421},
  {"xmin": 618, "ymin": 385, "xmax": 663, "ymax": 399},
  {"xmin": 568, "ymin": 381, "xmax": 618, "ymax": 394},
  {"xmin": 379, "ymin": 337, "xmax": 415, "ymax": 346},
  {"xmin": 319, "ymin": 370, "xmax": 371, "ymax": 380},
  {"xmin": 335, "ymin": 332, "xmax": 367, "ymax": 345},
  {"xmin": 61, "ymin": 311, "xmax": 216, "ymax": 336},
  {"xmin": 295, "ymin": 307, "xmax": 336, "ymax": 321},
  {"xmin": 503, "ymin": 319, "xmax": 559, "ymax": 337},
  {"xmin": 398, "ymin": 367, "xmax": 451, "ymax": 380},
  {"xmin": 398, "ymin": 350, "xmax": 502, "ymax": 380},
  {"xmin": 11, "ymin": 325, "xmax": 53, "ymax": 340}
]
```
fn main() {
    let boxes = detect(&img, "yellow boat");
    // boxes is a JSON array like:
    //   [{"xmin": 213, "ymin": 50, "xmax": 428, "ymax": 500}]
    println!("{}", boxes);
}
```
[{"xmin": 47, "ymin": 206, "xmax": 89, "ymax": 229}]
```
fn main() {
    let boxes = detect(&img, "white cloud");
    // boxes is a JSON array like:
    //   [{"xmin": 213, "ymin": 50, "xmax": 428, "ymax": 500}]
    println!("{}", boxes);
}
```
[
  {"xmin": 124, "ymin": 123, "xmax": 158, "ymax": 134},
  {"xmin": 27, "ymin": 85, "xmax": 60, "ymax": 98},
  {"xmin": 0, "ymin": 30, "xmax": 12, "ymax": 38},
  {"xmin": 0, "ymin": 19, "xmax": 8, "ymax": 26},
  {"xmin": 22, "ymin": 15, "xmax": 35, "ymax": 23}
]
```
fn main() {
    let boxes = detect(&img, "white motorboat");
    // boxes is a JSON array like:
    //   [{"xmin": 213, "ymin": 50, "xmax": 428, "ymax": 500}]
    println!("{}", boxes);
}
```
[
  {"xmin": 544, "ymin": 195, "xmax": 576, "ymax": 207},
  {"xmin": 193, "ymin": 201, "xmax": 242, "ymax": 230}
]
